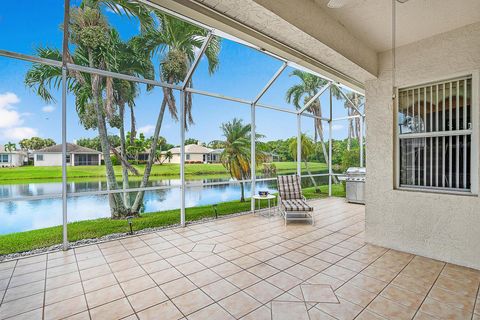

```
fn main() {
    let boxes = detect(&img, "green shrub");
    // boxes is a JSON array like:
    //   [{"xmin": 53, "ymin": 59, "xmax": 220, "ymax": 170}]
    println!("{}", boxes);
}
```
[
  {"xmin": 110, "ymin": 155, "xmax": 120, "ymax": 165},
  {"xmin": 340, "ymin": 148, "xmax": 360, "ymax": 172}
]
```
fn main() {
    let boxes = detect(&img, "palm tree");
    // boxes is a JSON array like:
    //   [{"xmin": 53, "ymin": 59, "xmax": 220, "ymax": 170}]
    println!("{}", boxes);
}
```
[
  {"xmin": 159, "ymin": 150, "xmax": 173, "ymax": 164},
  {"xmin": 24, "ymin": 0, "xmax": 153, "ymax": 218},
  {"xmin": 343, "ymin": 92, "xmax": 363, "ymax": 151},
  {"xmin": 4, "ymin": 142, "xmax": 16, "ymax": 152},
  {"xmin": 286, "ymin": 70, "xmax": 341, "ymax": 182},
  {"xmin": 130, "ymin": 12, "xmax": 221, "ymax": 212},
  {"xmin": 289, "ymin": 134, "xmax": 320, "ymax": 192},
  {"xmin": 220, "ymin": 118, "xmax": 265, "ymax": 202},
  {"xmin": 4, "ymin": 142, "xmax": 16, "ymax": 167}
]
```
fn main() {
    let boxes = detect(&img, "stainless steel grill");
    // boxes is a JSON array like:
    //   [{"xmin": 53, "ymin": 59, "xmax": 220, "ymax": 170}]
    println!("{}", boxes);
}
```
[{"xmin": 345, "ymin": 167, "xmax": 366, "ymax": 204}]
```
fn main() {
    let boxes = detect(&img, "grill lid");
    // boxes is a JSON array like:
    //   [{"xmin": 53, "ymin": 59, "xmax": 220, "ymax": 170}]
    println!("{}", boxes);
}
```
[{"xmin": 346, "ymin": 167, "xmax": 366, "ymax": 175}]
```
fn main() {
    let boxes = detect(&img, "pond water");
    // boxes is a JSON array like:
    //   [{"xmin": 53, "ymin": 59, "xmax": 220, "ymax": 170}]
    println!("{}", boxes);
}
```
[{"xmin": 0, "ymin": 175, "xmax": 328, "ymax": 234}]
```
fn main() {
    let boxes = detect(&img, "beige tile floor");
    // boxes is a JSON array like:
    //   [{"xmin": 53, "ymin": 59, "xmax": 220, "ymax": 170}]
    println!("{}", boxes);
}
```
[{"xmin": 0, "ymin": 197, "xmax": 479, "ymax": 320}]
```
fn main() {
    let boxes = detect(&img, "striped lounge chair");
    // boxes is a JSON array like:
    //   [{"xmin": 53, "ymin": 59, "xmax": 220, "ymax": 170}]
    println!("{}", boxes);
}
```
[{"xmin": 276, "ymin": 174, "xmax": 314, "ymax": 225}]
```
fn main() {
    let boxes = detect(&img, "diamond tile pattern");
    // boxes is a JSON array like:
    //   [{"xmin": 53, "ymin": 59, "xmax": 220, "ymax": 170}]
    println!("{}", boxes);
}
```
[{"xmin": 0, "ymin": 198, "xmax": 479, "ymax": 319}]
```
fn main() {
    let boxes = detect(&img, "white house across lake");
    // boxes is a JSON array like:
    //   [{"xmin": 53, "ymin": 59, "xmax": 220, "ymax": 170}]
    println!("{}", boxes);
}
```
[
  {"xmin": 33, "ymin": 143, "xmax": 102, "ymax": 167},
  {"xmin": 0, "ymin": 145, "xmax": 27, "ymax": 167},
  {"xmin": 164, "ymin": 144, "xmax": 223, "ymax": 164}
]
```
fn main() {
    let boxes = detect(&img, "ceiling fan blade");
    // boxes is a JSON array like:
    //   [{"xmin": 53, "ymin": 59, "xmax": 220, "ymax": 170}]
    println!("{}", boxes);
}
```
[{"xmin": 326, "ymin": 0, "xmax": 351, "ymax": 9}]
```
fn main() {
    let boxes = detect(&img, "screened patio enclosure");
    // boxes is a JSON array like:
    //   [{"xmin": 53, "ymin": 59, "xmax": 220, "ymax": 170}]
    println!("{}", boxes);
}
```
[{"xmin": 0, "ymin": 0, "xmax": 364, "ymax": 250}]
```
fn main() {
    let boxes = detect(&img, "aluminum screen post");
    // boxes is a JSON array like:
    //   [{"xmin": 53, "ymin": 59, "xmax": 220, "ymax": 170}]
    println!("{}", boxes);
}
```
[
  {"xmin": 61, "ymin": 0, "xmax": 70, "ymax": 251},
  {"xmin": 328, "ymin": 88, "xmax": 333, "ymax": 197},
  {"xmin": 61, "ymin": 67, "xmax": 68, "ymax": 250},
  {"xmin": 297, "ymin": 114, "xmax": 301, "ymax": 176},
  {"xmin": 180, "ymin": 90, "xmax": 186, "ymax": 227},
  {"xmin": 250, "ymin": 103, "xmax": 256, "ymax": 212}
]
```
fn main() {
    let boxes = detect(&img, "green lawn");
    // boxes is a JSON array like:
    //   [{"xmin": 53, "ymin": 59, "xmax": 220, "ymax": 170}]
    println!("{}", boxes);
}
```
[
  {"xmin": 0, "ymin": 184, "xmax": 344, "ymax": 255},
  {"xmin": 0, "ymin": 162, "xmax": 327, "ymax": 183}
]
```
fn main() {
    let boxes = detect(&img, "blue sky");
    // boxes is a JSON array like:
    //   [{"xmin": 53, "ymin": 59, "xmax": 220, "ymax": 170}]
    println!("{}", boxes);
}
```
[{"xmin": 0, "ymin": 0, "xmax": 353, "ymax": 146}]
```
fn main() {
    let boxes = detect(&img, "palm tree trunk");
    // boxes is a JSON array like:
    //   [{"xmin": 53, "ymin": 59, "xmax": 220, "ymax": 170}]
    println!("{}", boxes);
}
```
[
  {"xmin": 347, "ymin": 107, "xmax": 352, "ymax": 151},
  {"xmin": 240, "ymin": 182, "xmax": 245, "ymax": 202},
  {"xmin": 312, "ymin": 102, "xmax": 339, "ymax": 183},
  {"xmin": 131, "ymin": 97, "xmax": 168, "ymax": 213},
  {"xmin": 93, "ymin": 81, "xmax": 127, "ymax": 217},
  {"xmin": 88, "ymin": 52, "xmax": 127, "ymax": 218},
  {"xmin": 304, "ymin": 160, "xmax": 320, "ymax": 192},
  {"xmin": 129, "ymin": 105, "xmax": 136, "ymax": 146},
  {"xmin": 119, "ymin": 103, "xmax": 130, "ymax": 207}
]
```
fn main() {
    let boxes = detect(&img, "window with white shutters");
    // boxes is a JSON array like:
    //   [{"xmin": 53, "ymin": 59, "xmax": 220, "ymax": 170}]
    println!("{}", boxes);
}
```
[{"xmin": 397, "ymin": 76, "xmax": 473, "ymax": 192}]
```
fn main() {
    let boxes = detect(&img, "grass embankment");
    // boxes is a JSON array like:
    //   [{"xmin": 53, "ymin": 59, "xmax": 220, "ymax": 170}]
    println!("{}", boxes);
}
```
[
  {"xmin": 0, "ymin": 162, "xmax": 327, "ymax": 184},
  {"xmin": 0, "ymin": 184, "xmax": 344, "ymax": 255}
]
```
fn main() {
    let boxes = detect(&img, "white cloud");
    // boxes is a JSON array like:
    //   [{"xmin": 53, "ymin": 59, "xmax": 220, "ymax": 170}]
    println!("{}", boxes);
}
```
[
  {"xmin": 0, "ymin": 92, "xmax": 20, "ymax": 109},
  {"xmin": 138, "ymin": 124, "xmax": 155, "ymax": 135},
  {"xmin": 0, "ymin": 92, "xmax": 22, "ymax": 128},
  {"xmin": 332, "ymin": 124, "xmax": 344, "ymax": 131},
  {"xmin": 2, "ymin": 127, "xmax": 38, "ymax": 140},
  {"xmin": 42, "ymin": 105, "xmax": 55, "ymax": 113},
  {"xmin": 0, "ymin": 92, "xmax": 38, "ymax": 142}
]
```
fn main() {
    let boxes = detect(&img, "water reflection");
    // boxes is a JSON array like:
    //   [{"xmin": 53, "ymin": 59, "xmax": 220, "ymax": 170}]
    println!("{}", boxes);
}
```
[
  {"xmin": 0, "ymin": 178, "xmax": 277, "ymax": 234},
  {"xmin": 0, "ymin": 174, "xmax": 328, "ymax": 234}
]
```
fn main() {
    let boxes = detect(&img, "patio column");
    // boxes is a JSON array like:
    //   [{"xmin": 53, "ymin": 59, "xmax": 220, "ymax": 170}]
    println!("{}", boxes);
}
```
[
  {"xmin": 180, "ymin": 90, "xmax": 186, "ymax": 227},
  {"xmin": 360, "ymin": 115, "xmax": 364, "ymax": 167}
]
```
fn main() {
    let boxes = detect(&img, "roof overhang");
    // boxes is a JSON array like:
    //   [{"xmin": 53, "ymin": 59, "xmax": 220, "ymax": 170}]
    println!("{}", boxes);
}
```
[{"xmin": 146, "ymin": 0, "xmax": 373, "ymax": 93}]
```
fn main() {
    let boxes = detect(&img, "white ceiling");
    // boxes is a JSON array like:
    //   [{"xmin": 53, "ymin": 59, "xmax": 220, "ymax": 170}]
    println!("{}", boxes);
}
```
[{"xmin": 315, "ymin": 0, "xmax": 480, "ymax": 52}]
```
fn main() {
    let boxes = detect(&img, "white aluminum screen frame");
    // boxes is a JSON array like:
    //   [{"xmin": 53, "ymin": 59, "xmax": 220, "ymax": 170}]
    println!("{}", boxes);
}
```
[{"xmin": 394, "ymin": 71, "xmax": 479, "ymax": 195}]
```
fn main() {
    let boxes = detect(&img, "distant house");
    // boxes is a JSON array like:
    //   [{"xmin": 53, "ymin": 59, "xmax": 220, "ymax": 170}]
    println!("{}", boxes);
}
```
[
  {"xmin": 163, "ymin": 144, "xmax": 223, "ymax": 164},
  {"xmin": 0, "ymin": 145, "xmax": 27, "ymax": 167},
  {"xmin": 112, "ymin": 147, "xmax": 152, "ymax": 163},
  {"xmin": 33, "ymin": 143, "xmax": 102, "ymax": 167},
  {"xmin": 264, "ymin": 152, "xmax": 280, "ymax": 162}
]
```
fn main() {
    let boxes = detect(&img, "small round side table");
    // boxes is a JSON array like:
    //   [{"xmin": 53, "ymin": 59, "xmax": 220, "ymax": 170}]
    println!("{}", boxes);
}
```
[{"xmin": 252, "ymin": 194, "xmax": 277, "ymax": 217}]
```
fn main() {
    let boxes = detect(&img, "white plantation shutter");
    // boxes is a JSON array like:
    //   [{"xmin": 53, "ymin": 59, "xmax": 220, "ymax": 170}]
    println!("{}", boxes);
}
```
[{"xmin": 397, "ymin": 76, "xmax": 473, "ymax": 191}]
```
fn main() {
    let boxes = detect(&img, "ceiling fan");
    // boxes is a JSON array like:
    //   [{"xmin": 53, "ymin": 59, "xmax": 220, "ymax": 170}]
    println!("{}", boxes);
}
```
[{"xmin": 327, "ymin": 0, "xmax": 409, "ymax": 9}]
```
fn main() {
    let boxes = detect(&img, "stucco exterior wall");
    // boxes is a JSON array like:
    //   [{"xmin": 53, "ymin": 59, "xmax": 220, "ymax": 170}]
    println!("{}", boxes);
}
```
[
  {"xmin": 186, "ymin": 153, "xmax": 205, "ymax": 162},
  {"xmin": 167, "ymin": 153, "xmax": 215, "ymax": 164},
  {"xmin": 365, "ymin": 22, "xmax": 480, "ymax": 269},
  {"xmin": 0, "ymin": 154, "xmax": 24, "ymax": 167},
  {"xmin": 34, "ymin": 153, "xmax": 63, "ymax": 167}
]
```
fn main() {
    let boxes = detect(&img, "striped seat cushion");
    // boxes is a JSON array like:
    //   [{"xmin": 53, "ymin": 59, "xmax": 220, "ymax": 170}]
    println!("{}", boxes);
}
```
[
  {"xmin": 281, "ymin": 199, "xmax": 313, "ymax": 212},
  {"xmin": 277, "ymin": 175, "xmax": 302, "ymax": 200}
]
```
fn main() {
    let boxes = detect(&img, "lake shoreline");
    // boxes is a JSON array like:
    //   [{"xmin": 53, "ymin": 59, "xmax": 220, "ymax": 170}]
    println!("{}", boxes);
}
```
[
  {"xmin": 0, "ymin": 161, "xmax": 328, "ymax": 185},
  {"xmin": 0, "ymin": 184, "xmax": 345, "ymax": 256}
]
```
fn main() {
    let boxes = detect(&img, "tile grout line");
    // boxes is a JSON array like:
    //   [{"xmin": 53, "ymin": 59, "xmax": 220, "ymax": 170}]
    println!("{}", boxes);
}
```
[
  {"xmin": 73, "ymin": 248, "xmax": 93, "ymax": 320},
  {"xmin": 133, "ymin": 234, "xmax": 201, "ymax": 319},
  {"xmin": 297, "ymin": 227, "xmax": 388, "ymax": 316},
  {"xmin": 72, "ymin": 210, "xmax": 355, "ymax": 320},
  {"xmin": 224, "ymin": 208, "xmax": 365, "ymax": 319},
  {"xmin": 471, "ymin": 274, "xmax": 480, "ymax": 320},
  {"xmin": 242, "ymin": 211, "xmax": 365, "ymax": 319},
  {"xmin": 6, "ymin": 200, "xmax": 477, "ymax": 320},
  {"xmin": 110, "ymin": 240, "xmax": 167, "ymax": 319},
  {"xmin": 0, "ymin": 199, "xmax": 356, "ymax": 320},
  {"xmin": 302, "ymin": 232, "xmax": 375, "ymax": 315},
  {"xmin": 134, "ymin": 230, "xmax": 221, "ymax": 319},
  {"xmin": 0, "ymin": 259, "xmax": 17, "ymax": 306},
  {"xmin": 354, "ymin": 253, "xmax": 425, "ymax": 320},
  {"xmin": 41, "ymin": 254, "xmax": 49, "ymax": 320},
  {"xmin": 410, "ymin": 262, "xmax": 447, "ymax": 319}
]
